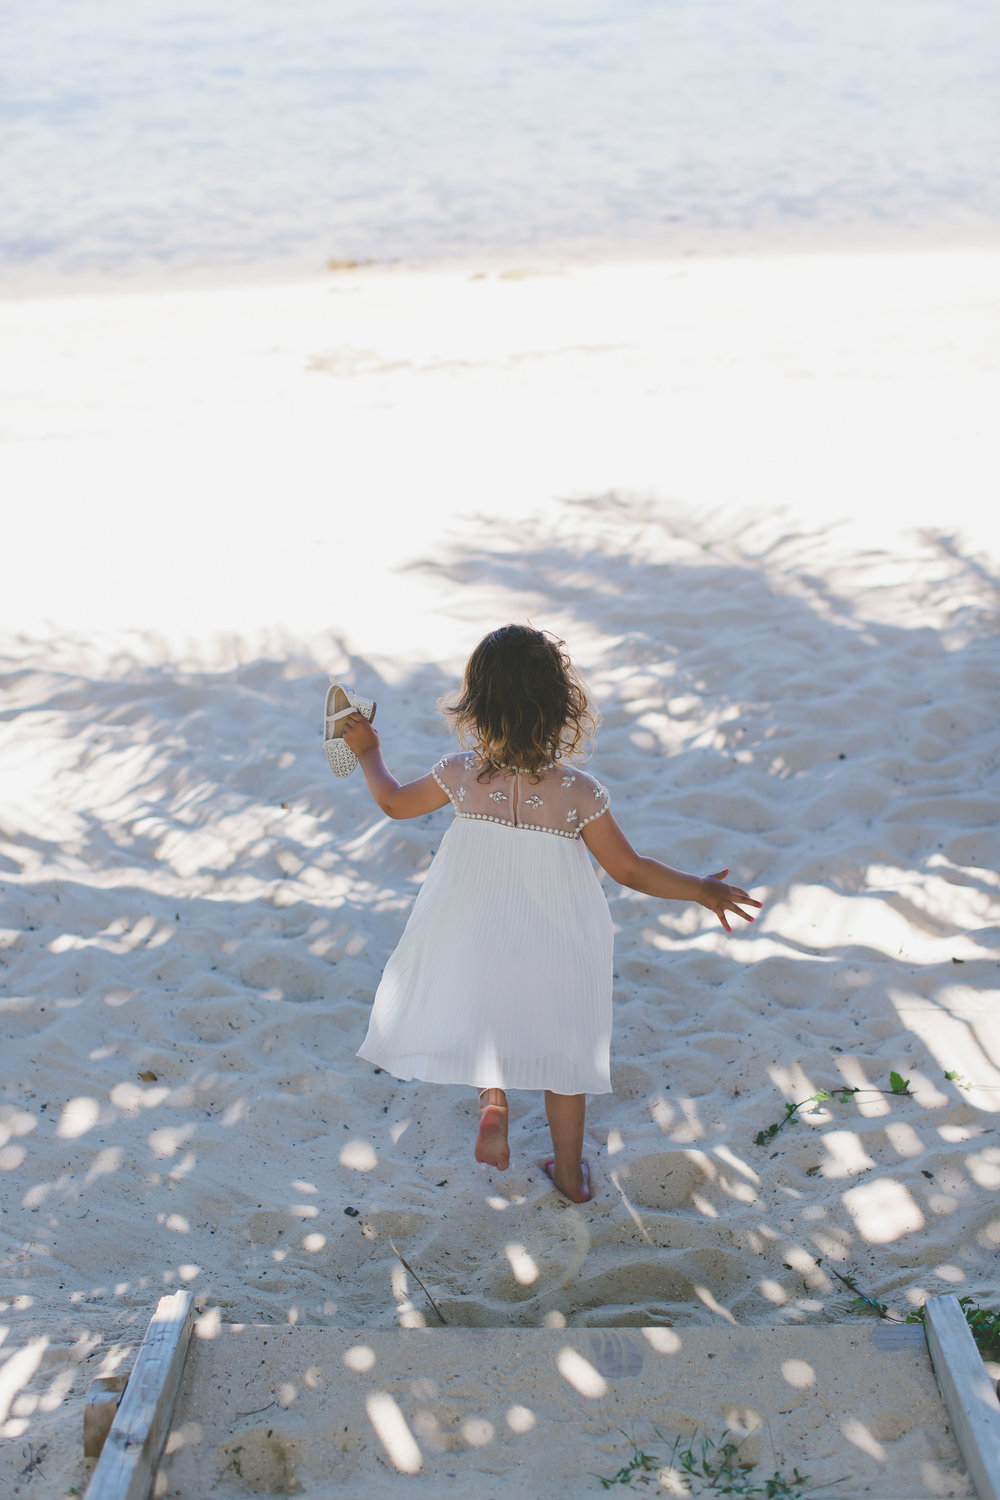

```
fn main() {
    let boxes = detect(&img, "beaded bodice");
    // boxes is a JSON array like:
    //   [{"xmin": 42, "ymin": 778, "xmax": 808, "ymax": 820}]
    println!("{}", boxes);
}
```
[{"xmin": 432, "ymin": 752, "xmax": 610, "ymax": 839}]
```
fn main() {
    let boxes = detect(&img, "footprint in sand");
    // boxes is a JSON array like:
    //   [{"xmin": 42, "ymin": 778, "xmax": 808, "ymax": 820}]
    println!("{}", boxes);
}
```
[
  {"xmin": 241, "ymin": 1209, "xmax": 296, "ymax": 1245},
  {"xmin": 574, "ymin": 1257, "xmax": 696, "ymax": 1311},
  {"xmin": 215, "ymin": 1429, "xmax": 301, "ymax": 1494},
  {"xmin": 586, "ymin": 1330, "xmax": 647, "ymax": 1378},
  {"xmin": 624, "ymin": 1150, "xmax": 713, "ymax": 1210}
]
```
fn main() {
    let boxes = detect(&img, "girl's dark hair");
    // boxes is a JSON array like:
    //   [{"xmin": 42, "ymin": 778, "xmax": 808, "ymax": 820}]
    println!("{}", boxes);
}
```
[{"xmin": 444, "ymin": 625, "xmax": 596, "ymax": 778}]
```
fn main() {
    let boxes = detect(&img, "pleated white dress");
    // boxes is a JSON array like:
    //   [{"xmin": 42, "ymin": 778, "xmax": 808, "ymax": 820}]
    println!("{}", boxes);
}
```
[{"xmin": 357, "ymin": 752, "xmax": 615, "ymax": 1095}]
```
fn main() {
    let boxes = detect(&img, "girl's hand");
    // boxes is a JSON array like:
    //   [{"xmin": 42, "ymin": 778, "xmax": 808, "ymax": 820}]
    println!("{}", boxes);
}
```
[
  {"xmin": 341, "ymin": 712, "xmax": 380, "ymax": 757},
  {"xmin": 699, "ymin": 869, "xmax": 762, "ymax": 934}
]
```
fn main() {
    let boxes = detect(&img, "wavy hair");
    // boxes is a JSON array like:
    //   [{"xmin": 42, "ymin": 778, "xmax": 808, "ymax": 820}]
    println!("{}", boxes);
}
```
[{"xmin": 443, "ymin": 625, "xmax": 597, "ymax": 779}]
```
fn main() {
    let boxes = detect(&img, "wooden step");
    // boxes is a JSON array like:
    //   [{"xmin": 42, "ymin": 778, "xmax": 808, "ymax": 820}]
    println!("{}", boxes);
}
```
[{"xmin": 156, "ymin": 1320, "xmax": 978, "ymax": 1498}]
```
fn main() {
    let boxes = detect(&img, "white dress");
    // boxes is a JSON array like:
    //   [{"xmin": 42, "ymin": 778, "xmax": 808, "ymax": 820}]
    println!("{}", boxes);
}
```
[{"xmin": 357, "ymin": 752, "xmax": 615, "ymax": 1095}]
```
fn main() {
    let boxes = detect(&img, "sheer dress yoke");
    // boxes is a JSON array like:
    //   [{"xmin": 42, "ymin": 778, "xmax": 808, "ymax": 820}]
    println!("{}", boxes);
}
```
[{"xmin": 431, "ymin": 752, "xmax": 610, "ymax": 838}]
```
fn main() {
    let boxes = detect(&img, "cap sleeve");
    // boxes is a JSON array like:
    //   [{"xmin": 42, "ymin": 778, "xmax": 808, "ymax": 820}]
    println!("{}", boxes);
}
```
[
  {"xmin": 572, "ymin": 769, "xmax": 611, "ymax": 835},
  {"xmin": 431, "ymin": 750, "xmax": 478, "ymax": 810}
]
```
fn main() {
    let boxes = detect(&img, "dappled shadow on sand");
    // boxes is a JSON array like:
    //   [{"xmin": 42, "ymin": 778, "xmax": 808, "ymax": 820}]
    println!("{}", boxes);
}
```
[
  {"xmin": 0, "ymin": 497, "xmax": 998, "ymax": 1484},
  {"xmin": 399, "ymin": 495, "xmax": 1000, "ymax": 1308}
]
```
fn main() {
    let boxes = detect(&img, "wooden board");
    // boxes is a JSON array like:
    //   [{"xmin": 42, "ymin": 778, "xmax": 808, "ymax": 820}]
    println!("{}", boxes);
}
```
[
  {"xmin": 84, "ymin": 1290, "xmax": 194, "ymax": 1500},
  {"xmin": 83, "ymin": 1375, "xmax": 128, "ymax": 1460},
  {"xmin": 925, "ymin": 1294, "xmax": 1000, "ymax": 1500}
]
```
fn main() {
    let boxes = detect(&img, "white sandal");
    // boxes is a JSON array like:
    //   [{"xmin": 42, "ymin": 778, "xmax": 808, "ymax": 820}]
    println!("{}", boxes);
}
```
[{"xmin": 323, "ymin": 683, "xmax": 377, "ymax": 778}]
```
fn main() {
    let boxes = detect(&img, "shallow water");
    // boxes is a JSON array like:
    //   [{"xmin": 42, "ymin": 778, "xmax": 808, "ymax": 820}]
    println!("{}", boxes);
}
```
[{"xmin": 2, "ymin": 0, "xmax": 999, "ymax": 287}]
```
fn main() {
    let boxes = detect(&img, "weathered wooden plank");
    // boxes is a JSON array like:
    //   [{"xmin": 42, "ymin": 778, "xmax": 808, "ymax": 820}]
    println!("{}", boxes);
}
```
[
  {"xmin": 83, "ymin": 1375, "xmax": 128, "ymax": 1459},
  {"xmin": 84, "ymin": 1290, "xmax": 194, "ymax": 1500},
  {"xmin": 924, "ymin": 1294, "xmax": 1000, "ymax": 1500}
]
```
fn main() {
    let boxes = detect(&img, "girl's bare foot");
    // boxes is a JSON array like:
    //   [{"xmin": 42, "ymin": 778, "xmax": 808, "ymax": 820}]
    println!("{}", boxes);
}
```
[
  {"xmin": 475, "ymin": 1090, "xmax": 510, "ymax": 1170},
  {"xmin": 542, "ymin": 1091, "xmax": 588, "ymax": 1200},
  {"xmin": 543, "ymin": 1158, "xmax": 592, "ymax": 1203}
]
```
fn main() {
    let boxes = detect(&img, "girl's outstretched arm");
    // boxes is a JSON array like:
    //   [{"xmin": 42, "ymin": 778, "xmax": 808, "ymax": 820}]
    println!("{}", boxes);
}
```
[
  {"xmin": 341, "ymin": 714, "xmax": 450, "ymax": 820},
  {"xmin": 582, "ymin": 811, "xmax": 761, "ymax": 934}
]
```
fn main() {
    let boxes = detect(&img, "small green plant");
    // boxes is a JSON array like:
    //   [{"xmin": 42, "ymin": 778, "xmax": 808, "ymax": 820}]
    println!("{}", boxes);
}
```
[
  {"xmin": 754, "ymin": 1091, "xmax": 845, "ymax": 1146},
  {"xmin": 905, "ymin": 1297, "xmax": 1000, "ymax": 1361},
  {"xmin": 820, "ymin": 1262, "xmax": 891, "ymax": 1319},
  {"xmin": 596, "ymin": 1428, "xmax": 842, "ymax": 1495},
  {"xmin": 595, "ymin": 1436, "xmax": 663, "ymax": 1488},
  {"xmin": 944, "ymin": 1068, "xmax": 971, "ymax": 1090},
  {"xmin": 753, "ymin": 1073, "xmax": 915, "ymax": 1147},
  {"xmin": 821, "ymin": 1261, "xmax": 1000, "ymax": 1361}
]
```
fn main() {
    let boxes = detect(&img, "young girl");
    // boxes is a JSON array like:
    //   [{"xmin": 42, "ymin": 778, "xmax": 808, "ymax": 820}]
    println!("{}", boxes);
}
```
[{"xmin": 342, "ymin": 625, "xmax": 760, "ymax": 1203}]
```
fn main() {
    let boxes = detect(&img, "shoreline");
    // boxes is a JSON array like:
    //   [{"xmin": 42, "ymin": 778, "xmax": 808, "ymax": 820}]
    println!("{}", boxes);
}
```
[{"xmin": 3, "ymin": 219, "xmax": 1000, "ymax": 305}]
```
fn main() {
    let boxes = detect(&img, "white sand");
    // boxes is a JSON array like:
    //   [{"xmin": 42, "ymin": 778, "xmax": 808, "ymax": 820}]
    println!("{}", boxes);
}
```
[
  {"xmin": 1, "ymin": 248, "xmax": 999, "ymax": 1494},
  {"xmin": 159, "ymin": 1324, "xmax": 969, "ymax": 1497}
]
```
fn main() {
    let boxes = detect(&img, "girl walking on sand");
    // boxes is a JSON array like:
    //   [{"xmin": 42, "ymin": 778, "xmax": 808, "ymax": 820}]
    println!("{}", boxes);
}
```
[{"xmin": 341, "ymin": 625, "xmax": 760, "ymax": 1203}]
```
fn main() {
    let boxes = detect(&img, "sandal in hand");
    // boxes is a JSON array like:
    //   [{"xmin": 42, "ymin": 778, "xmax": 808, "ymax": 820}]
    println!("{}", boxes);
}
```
[{"xmin": 323, "ymin": 683, "xmax": 376, "ymax": 778}]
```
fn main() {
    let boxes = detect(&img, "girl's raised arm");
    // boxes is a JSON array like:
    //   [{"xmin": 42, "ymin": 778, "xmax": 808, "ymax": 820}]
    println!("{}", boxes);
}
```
[
  {"xmin": 342, "ymin": 714, "xmax": 450, "ymax": 820},
  {"xmin": 581, "ymin": 810, "xmax": 761, "ymax": 934}
]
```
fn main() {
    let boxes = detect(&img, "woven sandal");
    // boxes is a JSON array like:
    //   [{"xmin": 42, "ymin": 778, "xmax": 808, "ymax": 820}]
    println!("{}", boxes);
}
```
[{"xmin": 323, "ymin": 683, "xmax": 377, "ymax": 778}]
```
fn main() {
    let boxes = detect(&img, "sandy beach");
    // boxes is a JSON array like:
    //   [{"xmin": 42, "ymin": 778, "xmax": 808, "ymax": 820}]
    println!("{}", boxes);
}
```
[{"xmin": 1, "ymin": 247, "xmax": 999, "ymax": 1494}]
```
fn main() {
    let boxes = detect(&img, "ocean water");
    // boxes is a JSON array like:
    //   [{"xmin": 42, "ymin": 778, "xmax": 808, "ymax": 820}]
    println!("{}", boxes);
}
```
[{"xmin": 1, "ymin": 0, "xmax": 998, "ymax": 288}]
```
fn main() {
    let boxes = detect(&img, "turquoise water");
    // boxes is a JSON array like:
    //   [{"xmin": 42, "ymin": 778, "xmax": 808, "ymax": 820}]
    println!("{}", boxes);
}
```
[{"xmin": 2, "ymin": 0, "xmax": 998, "ymax": 286}]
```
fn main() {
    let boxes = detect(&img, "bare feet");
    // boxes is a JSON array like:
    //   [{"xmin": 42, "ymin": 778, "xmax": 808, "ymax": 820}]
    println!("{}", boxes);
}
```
[
  {"xmin": 475, "ymin": 1090, "xmax": 510, "ymax": 1170},
  {"xmin": 543, "ymin": 1158, "xmax": 592, "ymax": 1203}
]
